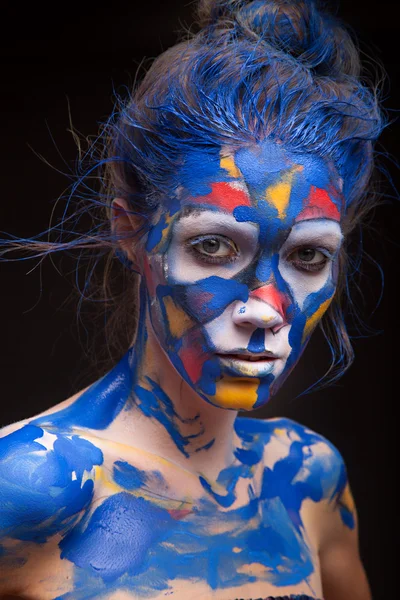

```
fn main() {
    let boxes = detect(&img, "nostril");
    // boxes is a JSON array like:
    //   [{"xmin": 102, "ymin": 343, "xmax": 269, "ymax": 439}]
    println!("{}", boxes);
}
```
[{"xmin": 271, "ymin": 322, "xmax": 286, "ymax": 335}]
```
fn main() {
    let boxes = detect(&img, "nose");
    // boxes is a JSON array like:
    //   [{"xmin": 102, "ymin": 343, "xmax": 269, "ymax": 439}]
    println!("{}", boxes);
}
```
[{"xmin": 232, "ymin": 283, "xmax": 288, "ymax": 333}]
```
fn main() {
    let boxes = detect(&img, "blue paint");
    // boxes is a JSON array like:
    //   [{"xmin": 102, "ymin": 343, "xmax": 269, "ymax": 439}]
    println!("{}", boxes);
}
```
[
  {"xmin": 0, "ymin": 425, "xmax": 102, "ymax": 543},
  {"xmin": 2, "ymin": 415, "xmax": 354, "ymax": 596},
  {"xmin": 255, "ymin": 250, "xmax": 273, "ymax": 282},
  {"xmin": 55, "ymin": 417, "xmax": 354, "ymax": 596},
  {"xmin": 168, "ymin": 276, "xmax": 249, "ymax": 324},
  {"xmin": 134, "ymin": 377, "xmax": 209, "ymax": 457},
  {"xmin": 253, "ymin": 374, "xmax": 275, "ymax": 409},
  {"xmin": 113, "ymin": 461, "xmax": 151, "ymax": 490},
  {"xmin": 247, "ymin": 328, "xmax": 265, "ymax": 353},
  {"xmin": 146, "ymin": 212, "xmax": 168, "ymax": 251},
  {"xmin": 176, "ymin": 147, "xmax": 233, "ymax": 199},
  {"xmin": 60, "ymin": 492, "xmax": 174, "ymax": 582},
  {"xmin": 31, "ymin": 349, "xmax": 134, "ymax": 431}
]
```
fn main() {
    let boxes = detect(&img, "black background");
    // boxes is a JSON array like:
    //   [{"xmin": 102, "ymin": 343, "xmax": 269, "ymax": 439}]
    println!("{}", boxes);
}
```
[{"xmin": 0, "ymin": 1, "xmax": 397, "ymax": 597}]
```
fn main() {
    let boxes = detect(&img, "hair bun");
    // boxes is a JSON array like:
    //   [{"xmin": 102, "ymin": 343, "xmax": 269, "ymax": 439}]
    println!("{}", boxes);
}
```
[{"xmin": 196, "ymin": 0, "xmax": 359, "ymax": 77}]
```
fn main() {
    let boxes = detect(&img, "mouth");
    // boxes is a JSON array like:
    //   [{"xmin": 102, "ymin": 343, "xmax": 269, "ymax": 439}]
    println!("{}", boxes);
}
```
[
  {"xmin": 215, "ymin": 352, "xmax": 279, "ymax": 377},
  {"xmin": 217, "ymin": 352, "xmax": 277, "ymax": 362}
]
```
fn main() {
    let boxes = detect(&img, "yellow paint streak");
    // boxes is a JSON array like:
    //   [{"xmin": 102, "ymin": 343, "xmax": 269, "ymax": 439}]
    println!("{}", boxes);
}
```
[
  {"xmin": 273, "ymin": 428, "xmax": 286, "ymax": 437},
  {"xmin": 94, "ymin": 465, "xmax": 123, "ymax": 494},
  {"xmin": 151, "ymin": 211, "xmax": 175, "ymax": 253},
  {"xmin": 302, "ymin": 296, "xmax": 333, "ymax": 343},
  {"xmin": 70, "ymin": 428, "xmax": 198, "ymax": 480},
  {"xmin": 213, "ymin": 377, "xmax": 259, "ymax": 410},
  {"xmin": 265, "ymin": 165, "xmax": 303, "ymax": 219},
  {"xmin": 94, "ymin": 465, "xmax": 194, "ymax": 511},
  {"xmin": 233, "ymin": 547, "xmax": 242, "ymax": 553},
  {"xmin": 162, "ymin": 295, "xmax": 195, "ymax": 338},
  {"xmin": 220, "ymin": 155, "xmax": 241, "ymax": 178},
  {"xmin": 339, "ymin": 483, "xmax": 356, "ymax": 514}
]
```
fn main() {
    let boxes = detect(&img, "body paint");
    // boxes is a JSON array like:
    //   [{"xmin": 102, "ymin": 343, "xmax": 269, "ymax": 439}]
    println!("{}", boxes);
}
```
[
  {"xmin": 143, "ymin": 140, "xmax": 343, "ymax": 411},
  {"xmin": 50, "ymin": 417, "xmax": 354, "ymax": 597},
  {"xmin": 0, "ymin": 425, "xmax": 103, "ymax": 543}
]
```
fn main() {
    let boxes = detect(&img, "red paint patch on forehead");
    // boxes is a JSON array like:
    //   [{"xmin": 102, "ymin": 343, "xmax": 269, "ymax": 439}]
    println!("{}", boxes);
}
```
[
  {"xmin": 250, "ymin": 283, "xmax": 290, "ymax": 320},
  {"xmin": 296, "ymin": 186, "xmax": 341, "ymax": 222},
  {"xmin": 197, "ymin": 181, "xmax": 252, "ymax": 213}
]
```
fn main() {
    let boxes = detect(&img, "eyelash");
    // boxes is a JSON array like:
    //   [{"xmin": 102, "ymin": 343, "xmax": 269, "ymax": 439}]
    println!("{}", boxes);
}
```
[
  {"xmin": 186, "ymin": 235, "xmax": 334, "ymax": 272},
  {"xmin": 287, "ymin": 246, "xmax": 333, "ymax": 273},
  {"xmin": 186, "ymin": 234, "xmax": 239, "ymax": 264}
]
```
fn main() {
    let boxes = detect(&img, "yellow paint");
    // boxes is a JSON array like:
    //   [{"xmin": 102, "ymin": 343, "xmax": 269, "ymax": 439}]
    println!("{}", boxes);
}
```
[
  {"xmin": 339, "ymin": 483, "xmax": 356, "ymax": 515},
  {"xmin": 265, "ymin": 165, "xmax": 303, "ymax": 219},
  {"xmin": 70, "ymin": 427, "xmax": 199, "ymax": 480},
  {"xmin": 94, "ymin": 465, "xmax": 122, "ymax": 494},
  {"xmin": 162, "ymin": 295, "xmax": 195, "ymax": 338},
  {"xmin": 220, "ymin": 155, "xmax": 241, "ymax": 178},
  {"xmin": 233, "ymin": 547, "xmax": 242, "ymax": 553},
  {"xmin": 302, "ymin": 296, "xmax": 333, "ymax": 343},
  {"xmin": 94, "ymin": 465, "xmax": 194, "ymax": 511},
  {"xmin": 212, "ymin": 377, "xmax": 259, "ymax": 410},
  {"xmin": 261, "ymin": 315, "xmax": 274, "ymax": 323},
  {"xmin": 273, "ymin": 428, "xmax": 286, "ymax": 437},
  {"xmin": 151, "ymin": 210, "xmax": 175, "ymax": 253}
]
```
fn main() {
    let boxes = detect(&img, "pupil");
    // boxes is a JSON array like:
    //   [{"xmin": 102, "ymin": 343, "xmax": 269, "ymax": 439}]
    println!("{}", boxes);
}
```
[
  {"xmin": 298, "ymin": 248, "xmax": 315, "ymax": 261},
  {"xmin": 203, "ymin": 239, "xmax": 220, "ymax": 254}
]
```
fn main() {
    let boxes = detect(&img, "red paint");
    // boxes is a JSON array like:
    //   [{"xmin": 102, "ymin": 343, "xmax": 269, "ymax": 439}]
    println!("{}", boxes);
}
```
[
  {"xmin": 250, "ymin": 283, "xmax": 290, "ymax": 320},
  {"xmin": 296, "ymin": 186, "xmax": 341, "ymax": 222},
  {"xmin": 199, "ymin": 181, "xmax": 252, "ymax": 213},
  {"xmin": 168, "ymin": 508, "xmax": 192, "ymax": 520},
  {"xmin": 179, "ymin": 329, "xmax": 208, "ymax": 384}
]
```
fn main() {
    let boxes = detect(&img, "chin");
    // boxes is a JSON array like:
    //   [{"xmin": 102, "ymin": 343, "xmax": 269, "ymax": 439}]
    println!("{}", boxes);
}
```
[{"xmin": 196, "ymin": 374, "xmax": 276, "ymax": 412}]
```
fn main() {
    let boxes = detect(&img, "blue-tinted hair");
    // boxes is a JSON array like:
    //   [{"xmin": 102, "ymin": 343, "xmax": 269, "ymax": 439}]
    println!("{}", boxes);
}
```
[
  {"xmin": 2, "ymin": 0, "xmax": 387, "ymax": 387},
  {"xmin": 102, "ymin": 0, "xmax": 384, "ymax": 384}
]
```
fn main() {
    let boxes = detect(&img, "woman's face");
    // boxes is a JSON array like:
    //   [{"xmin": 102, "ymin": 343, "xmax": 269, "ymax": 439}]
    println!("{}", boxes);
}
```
[{"xmin": 141, "ymin": 140, "xmax": 344, "ymax": 411}]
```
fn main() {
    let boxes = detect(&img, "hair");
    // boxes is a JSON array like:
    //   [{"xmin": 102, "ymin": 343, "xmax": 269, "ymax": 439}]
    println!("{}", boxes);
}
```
[{"xmin": 1, "ymin": 0, "xmax": 386, "ymax": 388}]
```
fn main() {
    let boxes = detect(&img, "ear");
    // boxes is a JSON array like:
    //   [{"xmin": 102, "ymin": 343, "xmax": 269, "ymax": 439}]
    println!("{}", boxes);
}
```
[{"xmin": 111, "ymin": 198, "xmax": 145, "ymax": 272}]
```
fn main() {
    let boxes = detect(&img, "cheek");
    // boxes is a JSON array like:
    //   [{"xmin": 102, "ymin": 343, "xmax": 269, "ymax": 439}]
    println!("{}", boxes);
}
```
[{"xmin": 278, "ymin": 261, "xmax": 335, "ymax": 310}]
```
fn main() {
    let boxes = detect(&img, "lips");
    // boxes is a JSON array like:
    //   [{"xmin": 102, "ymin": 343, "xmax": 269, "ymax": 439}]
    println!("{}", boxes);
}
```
[
  {"xmin": 217, "ymin": 353, "xmax": 276, "ymax": 362},
  {"xmin": 216, "ymin": 352, "xmax": 279, "ymax": 377}
]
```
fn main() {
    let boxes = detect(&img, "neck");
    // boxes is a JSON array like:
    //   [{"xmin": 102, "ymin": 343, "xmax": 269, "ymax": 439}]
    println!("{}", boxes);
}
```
[{"xmin": 110, "ymin": 285, "xmax": 240, "ymax": 480}]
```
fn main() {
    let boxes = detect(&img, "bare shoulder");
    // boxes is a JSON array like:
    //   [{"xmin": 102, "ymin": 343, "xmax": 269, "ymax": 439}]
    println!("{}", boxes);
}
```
[
  {"xmin": 235, "ymin": 415, "xmax": 350, "ymax": 508},
  {"xmin": 235, "ymin": 416, "xmax": 371, "ymax": 599},
  {"xmin": 0, "ymin": 416, "xmax": 103, "ymax": 592}
]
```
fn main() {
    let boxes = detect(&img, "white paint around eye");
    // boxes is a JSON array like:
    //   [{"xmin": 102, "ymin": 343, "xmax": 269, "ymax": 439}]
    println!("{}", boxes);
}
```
[
  {"xmin": 278, "ymin": 220, "xmax": 343, "ymax": 308},
  {"xmin": 282, "ymin": 219, "xmax": 343, "ymax": 252},
  {"xmin": 167, "ymin": 210, "xmax": 259, "ymax": 283}
]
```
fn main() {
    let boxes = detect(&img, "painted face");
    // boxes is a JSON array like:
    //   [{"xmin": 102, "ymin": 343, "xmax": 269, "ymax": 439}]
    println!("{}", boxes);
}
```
[{"xmin": 143, "ymin": 140, "xmax": 344, "ymax": 411}]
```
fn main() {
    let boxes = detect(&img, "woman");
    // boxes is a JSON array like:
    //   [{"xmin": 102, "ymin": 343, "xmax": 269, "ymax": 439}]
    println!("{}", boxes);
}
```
[{"xmin": 0, "ymin": 0, "xmax": 384, "ymax": 598}]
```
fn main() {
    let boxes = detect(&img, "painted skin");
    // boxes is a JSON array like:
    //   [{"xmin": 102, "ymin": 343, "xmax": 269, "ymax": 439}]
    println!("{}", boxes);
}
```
[{"xmin": 0, "ymin": 141, "xmax": 358, "ymax": 600}]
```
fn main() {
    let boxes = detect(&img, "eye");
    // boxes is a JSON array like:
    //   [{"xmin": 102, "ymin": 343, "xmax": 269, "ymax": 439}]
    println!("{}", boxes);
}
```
[
  {"xmin": 288, "ymin": 247, "xmax": 331, "ymax": 273},
  {"xmin": 186, "ymin": 234, "xmax": 239, "ymax": 264}
]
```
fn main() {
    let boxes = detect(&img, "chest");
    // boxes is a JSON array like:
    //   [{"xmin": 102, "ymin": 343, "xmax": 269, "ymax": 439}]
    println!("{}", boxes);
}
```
[{"xmin": 51, "ymin": 465, "xmax": 321, "ymax": 599}]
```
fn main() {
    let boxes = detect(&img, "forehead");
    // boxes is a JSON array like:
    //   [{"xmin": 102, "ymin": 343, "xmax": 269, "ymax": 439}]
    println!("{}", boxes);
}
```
[{"xmin": 175, "ymin": 139, "xmax": 343, "ymax": 224}]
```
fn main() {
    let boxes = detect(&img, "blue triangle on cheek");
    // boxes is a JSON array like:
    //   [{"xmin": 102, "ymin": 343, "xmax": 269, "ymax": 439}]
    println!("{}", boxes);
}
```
[{"xmin": 247, "ymin": 328, "xmax": 265, "ymax": 353}]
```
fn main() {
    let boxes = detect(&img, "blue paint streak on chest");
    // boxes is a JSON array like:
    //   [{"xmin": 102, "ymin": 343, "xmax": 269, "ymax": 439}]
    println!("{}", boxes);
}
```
[
  {"xmin": 60, "ymin": 492, "xmax": 174, "ymax": 583},
  {"xmin": 247, "ymin": 328, "xmax": 266, "ymax": 353},
  {"xmin": 31, "ymin": 350, "xmax": 134, "ymax": 431},
  {"xmin": 113, "ymin": 461, "xmax": 149, "ymax": 490},
  {"xmin": 0, "ymin": 425, "xmax": 103, "ymax": 543},
  {"xmin": 54, "ymin": 417, "xmax": 351, "ymax": 596}
]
